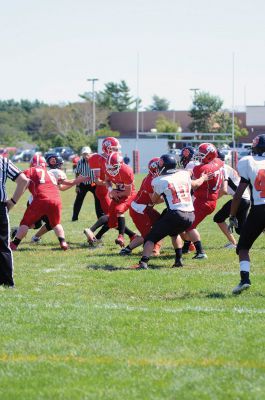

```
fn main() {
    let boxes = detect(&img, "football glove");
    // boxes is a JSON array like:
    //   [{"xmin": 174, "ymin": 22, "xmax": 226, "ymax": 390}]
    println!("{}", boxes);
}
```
[{"xmin": 228, "ymin": 216, "xmax": 238, "ymax": 233}]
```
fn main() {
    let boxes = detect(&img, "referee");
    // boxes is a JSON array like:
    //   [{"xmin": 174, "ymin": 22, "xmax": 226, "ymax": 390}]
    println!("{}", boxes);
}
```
[
  {"xmin": 72, "ymin": 146, "xmax": 104, "ymax": 221},
  {"xmin": 0, "ymin": 155, "xmax": 28, "ymax": 287}
]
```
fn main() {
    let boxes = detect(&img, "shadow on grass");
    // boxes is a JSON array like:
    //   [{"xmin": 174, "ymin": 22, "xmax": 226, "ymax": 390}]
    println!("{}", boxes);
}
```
[
  {"xmin": 86, "ymin": 264, "xmax": 164, "ymax": 271},
  {"xmin": 163, "ymin": 291, "xmax": 229, "ymax": 301},
  {"xmin": 205, "ymin": 292, "xmax": 227, "ymax": 299}
]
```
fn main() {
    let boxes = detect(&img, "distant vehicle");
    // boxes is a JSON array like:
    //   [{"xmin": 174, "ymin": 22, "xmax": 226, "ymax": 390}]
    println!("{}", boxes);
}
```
[
  {"xmin": 237, "ymin": 143, "xmax": 252, "ymax": 150},
  {"xmin": 12, "ymin": 149, "xmax": 37, "ymax": 162},
  {"xmin": 237, "ymin": 149, "xmax": 251, "ymax": 160},
  {"xmin": 168, "ymin": 148, "xmax": 181, "ymax": 162},
  {"xmin": 45, "ymin": 147, "xmax": 75, "ymax": 161}
]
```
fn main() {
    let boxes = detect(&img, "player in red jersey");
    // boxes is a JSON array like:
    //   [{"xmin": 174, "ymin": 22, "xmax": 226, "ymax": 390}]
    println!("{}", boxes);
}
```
[
  {"xmin": 120, "ymin": 157, "xmax": 162, "ymax": 256},
  {"xmin": 83, "ymin": 138, "xmax": 137, "ymax": 247},
  {"xmin": 104, "ymin": 152, "xmax": 137, "ymax": 247},
  {"xmin": 10, "ymin": 159, "xmax": 86, "ymax": 251},
  {"xmin": 182, "ymin": 143, "xmax": 225, "ymax": 259}
]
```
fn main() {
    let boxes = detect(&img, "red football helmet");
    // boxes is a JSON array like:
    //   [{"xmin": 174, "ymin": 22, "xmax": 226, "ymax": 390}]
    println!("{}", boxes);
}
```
[
  {"xmin": 30, "ymin": 153, "xmax": 46, "ymax": 168},
  {"xmin": 106, "ymin": 152, "xmax": 123, "ymax": 176},
  {"xmin": 102, "ymin": 137, "xmax": 121, "ymax": 156},
  {"xmin": 148, "ymin": 157, "xmax": 160, "ymax": 176},
  {"xmin": 196, "ymin": 143, "xmax": 217, "ymax": 164}
]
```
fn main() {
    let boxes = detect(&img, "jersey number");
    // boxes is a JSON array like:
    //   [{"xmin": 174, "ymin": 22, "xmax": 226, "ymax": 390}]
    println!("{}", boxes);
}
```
[
  {"xmin": 254, "ymin": 169, "xmax": 265, "ymax": 198},
  {"xmin": 168, "ymin": 182, "xmax": 191, "ymax": 204},
  {"xmin": 36, "ymin": 168, "xmax": 45, "ymax": 183}
]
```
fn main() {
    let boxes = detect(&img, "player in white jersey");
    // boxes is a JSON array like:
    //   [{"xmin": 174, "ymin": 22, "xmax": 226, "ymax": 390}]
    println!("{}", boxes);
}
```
[
  {"xmin": 130, "ymin": 154, "xmax": 207, "ymax": 270},
  {"xmin": 229, "ymin": 134, "xmax": 265, "ymax": 294},
  {"xmin": 213, "ymin": 150, "xmax": 250, "ymax": 249}
]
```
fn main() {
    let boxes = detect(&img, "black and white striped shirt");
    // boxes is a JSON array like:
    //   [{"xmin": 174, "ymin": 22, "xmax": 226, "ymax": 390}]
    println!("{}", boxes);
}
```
[
  {"xmin": 75, "ymin": 157, "xmax": 94, "ymax": 185},
  {"xmin": 0, "ymin": 156, "xmax": 21, "ymax": 202}
]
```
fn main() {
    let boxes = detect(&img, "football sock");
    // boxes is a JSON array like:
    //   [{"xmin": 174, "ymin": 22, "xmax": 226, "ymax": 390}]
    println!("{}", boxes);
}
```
[
  {"xmin": 124, "ymin": 226, "xmax": 135, "ymax": 238},
  {"xmin": 58, "ymin": 237, "xmax": 66, "ymax": 243},
  {"xmin": 13, "ymin": 238, "xmax": 21, "ymax": 246},
  {"xmin": 175, "ymin": 248, "xmax": 182, "ymax": 262},
  {"xmin": 117, "ymin": 216, "xmax": 125, "ymax": 235},
  {"xmin": 194, "ymin": 240, "xmax": 203, "ymax": 254},
  {"xmin": 240, "ymin": 270, "xmax": 250, "ymax": 283},
  {"xmin": 182, "ymin": 240, "xmax": 191, "ymax": 252},
  {"xmin": 95, "ymin": 224, "xmax": 109, "ymax": 239},
  {"xmin": 91, "ymin": 215, "xmax": 108, "ymax": 232}
]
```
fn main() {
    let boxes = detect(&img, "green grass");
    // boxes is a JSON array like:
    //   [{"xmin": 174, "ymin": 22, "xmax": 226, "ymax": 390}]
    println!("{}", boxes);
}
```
[{"xmin": 1, "ymin": 165, "xmax": 265, "ymax": 399}]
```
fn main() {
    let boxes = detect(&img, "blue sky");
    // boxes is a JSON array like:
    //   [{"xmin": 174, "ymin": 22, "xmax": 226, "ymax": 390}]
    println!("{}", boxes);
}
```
[{"xmin": 1, "ymin": 0, "xmax": 265, "ymax": 110}]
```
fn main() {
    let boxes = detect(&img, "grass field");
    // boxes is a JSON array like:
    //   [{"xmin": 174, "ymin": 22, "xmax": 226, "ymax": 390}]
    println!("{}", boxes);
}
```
[{"xmin": 1, "ymin": 165, "xmax": 265, "ymax": 399}]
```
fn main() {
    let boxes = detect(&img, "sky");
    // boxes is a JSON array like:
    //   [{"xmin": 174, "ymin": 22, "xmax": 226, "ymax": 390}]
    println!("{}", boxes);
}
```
[{"xmin": 1, "ymin": 0, "xmax": 265, "ymax": 110}]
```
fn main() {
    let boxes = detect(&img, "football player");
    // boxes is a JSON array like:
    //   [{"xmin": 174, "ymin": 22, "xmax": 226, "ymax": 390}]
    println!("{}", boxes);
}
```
[
  {"xmin": 104, "ymin": 151, "xmax": 137, "ymax": 247},
  {"xmin": 83, "ymin": 137, "xmax": 136, "ymax": 246},
  {"xmin": 229, "ymin": 134, "xmax": 265, "ymax": 294},
  {"xmin": 213, "ymin": 150, "xmax": 250, "ymax": 249},
  {"xmin": 11, "ymin": 154, "xmax": 86, "ymax": 250},
  {"xmin": 182, "ymin": 143, "xmax": 225, "ymax": 259},
  {"xmin": 130, "ymin": 154, "xmax": 207, "ymax": 270}
]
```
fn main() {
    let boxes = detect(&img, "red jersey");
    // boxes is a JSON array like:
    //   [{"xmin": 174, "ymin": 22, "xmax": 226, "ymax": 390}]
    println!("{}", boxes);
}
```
[
  {"xmin": 193, "ymin": 158, "xmax": 224, "ymax": 201},
  {"xmin": 105, "ymin": 163, "xmax": 136, "ymax": 194},
  {"xmin": 134, "ymin": 173, "xmax": 154, "ymax": 205},
  {"xmin": 24, "ymin": 167, "xmax": 61, "ymax": 201},
  {"xmin": 72, "ymin": 155, "xmax": 80, "ymax": 167},
  {"xmin": 88, "ymin": 153, "xmax": 107, "ymax": 180}
]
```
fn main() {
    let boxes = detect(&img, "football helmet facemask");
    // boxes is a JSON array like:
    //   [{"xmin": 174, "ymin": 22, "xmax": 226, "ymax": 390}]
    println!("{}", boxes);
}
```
[
  {"xmin": 106, "ymin": 152, "xmax": 123, "ymax": 176},
  {"xmin": 158, "ymin": 154, "xmax": 177, "ymax": 175},
  {"xmin": 252, "ymin": 134, "xmax": 265, "ymax": 156},
  {"xmin": 195, "ymin": 143, "xmax": 217, "ymax": 164},
  {"xmin": 46, "ymin": 154, "xmax": 64, "ymax": 169},
  {"xmin": 180, "ymin": 146, "xmax": 195, "ymax": 168},
  {"xmin": 30, "ymin": 154, "xmax": 46, "ymax": 168},
  {"xmin": 148, "ymin": 157, "xmax": 160, "ymax": 176},
  {"xmin": 102, "ymin": 137, "xmax": 121, "ymax": 156}
]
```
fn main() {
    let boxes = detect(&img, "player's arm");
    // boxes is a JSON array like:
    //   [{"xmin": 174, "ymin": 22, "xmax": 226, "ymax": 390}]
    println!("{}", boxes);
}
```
[
  {"xmin": 151, "ymin": 192, "xmax": 164, "ymax": 204},
  {"xmin": 116, "ymin": 183, "xmax": 132, "ymax": 198},
  {"xmin": 230, "ymin": 178, "xmax": 249, "ymax": 217},
  {"xmin": 218, "ymin": 179, "xmax": 228, "ymax": 198},
  {"xmin": 6, "ymin": 173, "xmax": 29, "ymax": 211},
  {"xmin": 191, "ymin": 172, "xmax": 208, "ymax": 190}
]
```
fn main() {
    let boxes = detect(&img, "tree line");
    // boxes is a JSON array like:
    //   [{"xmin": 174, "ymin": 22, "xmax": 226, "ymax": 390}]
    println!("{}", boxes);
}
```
[{"xmin": 0, "ymin": 82, "xmax": 248, "ymax": 153}]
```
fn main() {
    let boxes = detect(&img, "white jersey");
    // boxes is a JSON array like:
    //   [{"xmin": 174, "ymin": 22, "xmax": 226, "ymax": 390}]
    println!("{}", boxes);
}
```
[
  {"xmin": 237, "ymin": 155, "xmax": 265, "ymax": 205},
  {"xmin": 48, "ymin": 168, "xmax": 67, "ymax": 185},
  {"xmin": 224, "ymin": 164, "xmax": 250, "ymax": 201},
  {"xmin": 185, "ymin": 160, "xmax": 199, "ymax": 174},
  {"xmin": 152, "ymin": 170, "xmax": 194, "ymax": 212}
]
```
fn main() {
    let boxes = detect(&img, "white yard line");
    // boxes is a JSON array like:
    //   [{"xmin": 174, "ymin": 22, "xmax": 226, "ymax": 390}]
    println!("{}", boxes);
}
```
[{"xmin": 94, "ymin": 303, "xmax": 265, "ymax": 315}]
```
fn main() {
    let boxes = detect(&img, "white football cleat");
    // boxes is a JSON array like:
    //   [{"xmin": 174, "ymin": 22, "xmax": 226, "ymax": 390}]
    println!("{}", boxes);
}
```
[
  {"xmin": 232, "ymin": 281, "xmax": 251, "ymax": 295},
  {"xmin": 224, "ymin": 242, "xmax": 237, "ymax": 249}
]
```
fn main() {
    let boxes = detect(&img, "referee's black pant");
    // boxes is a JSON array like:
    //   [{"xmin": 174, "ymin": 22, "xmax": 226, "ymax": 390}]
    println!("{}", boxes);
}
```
[
  {"xmin": 72, "ymin": 183, "xmax": 104, "ymax": 221},
  {"xmin": 0, "ymin": 203, "xmax": 14, "ymax": 287}
]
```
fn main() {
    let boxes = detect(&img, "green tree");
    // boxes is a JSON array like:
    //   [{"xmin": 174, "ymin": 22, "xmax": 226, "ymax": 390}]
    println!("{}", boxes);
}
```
[
  {"xmin": 147, "ymin": 95, "xmax": 170, "ymax": 111},
  {"xmin": 155, "ymin": 115, "xmax": 180, "ymax": 134},
  {"xmin": 189, "ymin": 91, "xmax": 223, "ymax": 132},
  {"xmin": 96, "ymin": 80, "xmax": 137, "ymax": 112},
  {"xmin": 209, "ymin": 112, "xmax": 248, "ymax": 140}
]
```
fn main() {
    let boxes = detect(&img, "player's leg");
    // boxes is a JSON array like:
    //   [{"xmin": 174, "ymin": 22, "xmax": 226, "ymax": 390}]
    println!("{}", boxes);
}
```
[
  {"xmin": 53, "ymin": 224, "xmax": 68, "ymax": 251},
  {"xmin": 232, "ymin": 206, "xmax": 265, "ymax": 294},
  {"xmin": 213, "ymin": 200, "xmax": 237, "ymax": 247},
  {"xmin": 10, "ymin": 225, "xmax": 29, "ymax": 250},
  {"xmin": 72, "ymin": 183, "xmax": 88, "ymax": 221}
]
